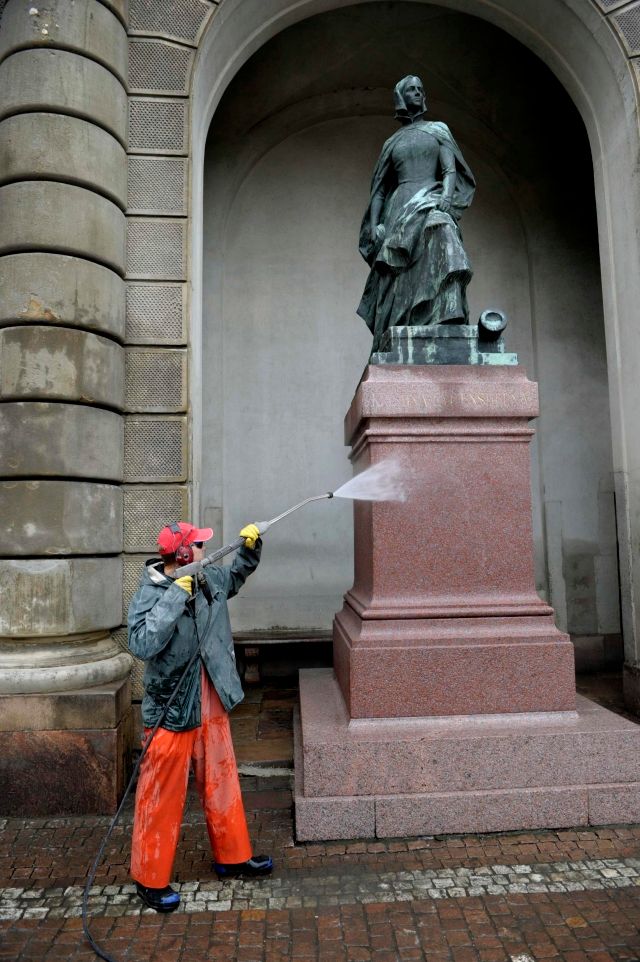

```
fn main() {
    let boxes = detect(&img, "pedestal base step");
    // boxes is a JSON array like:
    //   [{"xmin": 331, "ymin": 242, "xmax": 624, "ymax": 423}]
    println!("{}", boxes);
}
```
[{"xmin": 294, "ymin": 669, "xmax": 640, "ymax": 841}]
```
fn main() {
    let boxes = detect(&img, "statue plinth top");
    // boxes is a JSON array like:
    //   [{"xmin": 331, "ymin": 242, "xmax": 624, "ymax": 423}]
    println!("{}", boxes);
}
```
[{"xmin": 371, "ymin": 315, "xmax": 518, "ymax": 366}]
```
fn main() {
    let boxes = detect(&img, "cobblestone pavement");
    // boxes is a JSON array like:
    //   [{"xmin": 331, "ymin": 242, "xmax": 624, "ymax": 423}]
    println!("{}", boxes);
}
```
[
  {"xmin": 1, "ymin": 855, "xmax": 640, "ymax": 920},
  {"xmin": 2, "ymin": 775, "xmax": 640, "ymax": 960}
]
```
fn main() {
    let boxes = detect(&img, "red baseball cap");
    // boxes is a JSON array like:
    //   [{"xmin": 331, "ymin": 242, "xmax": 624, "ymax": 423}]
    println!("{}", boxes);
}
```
[{"xmin": 157, "ymin": 521, "xmax": 214, "ymax": 555}]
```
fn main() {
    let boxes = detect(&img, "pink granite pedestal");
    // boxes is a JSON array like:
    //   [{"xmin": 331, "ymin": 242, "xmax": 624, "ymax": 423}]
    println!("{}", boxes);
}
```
[{"xmin": 295, "ymin": 365, "xmax": 640, "ymax": 839}]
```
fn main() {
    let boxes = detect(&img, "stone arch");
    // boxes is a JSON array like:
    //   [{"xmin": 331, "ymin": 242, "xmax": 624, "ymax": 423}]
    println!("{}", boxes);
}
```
[
  {"xmin": 190, "ymin": 0, "xmax": 640, "ymax": 703},
  {"xmin": 121, "ymin": 0, "xmax": 640, "ymax": 703}
]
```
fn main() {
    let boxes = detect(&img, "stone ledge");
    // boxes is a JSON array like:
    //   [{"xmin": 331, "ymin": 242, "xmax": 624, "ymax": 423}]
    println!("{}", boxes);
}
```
[
  {"xmin": 295, "ymin": 669, "xmax": 640, "ymax": 839},
  {"xmin": 375, "ymin": 787, "xmax": 589, "ymax": 838},
  {"xmin": 0, "ymin": 677, "xmax": 130, "ymax": 732}
]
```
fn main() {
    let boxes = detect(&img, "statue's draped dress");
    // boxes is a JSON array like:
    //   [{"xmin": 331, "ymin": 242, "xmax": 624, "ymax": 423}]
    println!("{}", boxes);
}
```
[{"xmin": 358, "ymin": 121, "xmax": 476, "ymax": 353}]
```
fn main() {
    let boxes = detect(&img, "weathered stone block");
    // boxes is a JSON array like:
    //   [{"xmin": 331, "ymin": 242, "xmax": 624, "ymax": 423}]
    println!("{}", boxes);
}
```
[
  {"xmin": 123, "ymin": 485, "xmax": 189, "ymax": 552},
  {"xmin": 295, "ymin": 670, "xmax": 640, "ymax": 840},
  {"xmin": 588, "ymin": 783, "xmax": 640, "ymax": 824},
  {"xmin": 0, "ymin": 481, "xmax": 122, "ymax": 555},
  {"xmin": 128, "ymin": 38, "xmax": 194, "ymax": 96},
  {"xmin": 0, "ymin": 0, "xmax": 128, "ymax": 84},
  {"xmin": 0, "ymin": 558, "xmax": 122, "ymax": 637},
  {"xmin": 127, "ymin": 155, "xmax": 188, "ymax": 215},
  {"xmin": 125, "ymin": 348, "xmax": 187, "ymax": 412},
  {"xmin": 0, "ymin": 253, "xmax": 125, "ymax": 339},
  {"xmin": 124, "ymin": 417, "xmax": 188, "ymax": 482},
  {"xmin": 0, "ymin": 113, "xmax": 127, "ymax": 209},
  {"xmin": 0, "ymin": 182, "xmax": 126, "ymax": 275},
  {"xmin": 128, "ymin": 0, "xmax": 212, "ymax": 43},
  {"xmin": 295, "ymin": 793, "xmax": 376, "ymax": 841},
  {"xmin": 125, "ymin": 281, "xmax": 187, "ymax": 343},
  {"xmin": 0, "ymin": 402, "xmax": 123, "ymax": 480},
  {"xmin": 0, "ymin": 326, "xmax": 124, "ymax": 406},
  {"xmin": 0, "ymin": 677, "xmax": 130, "ymax": 732},
  {"xmin": 126, "ymin": 217, "xmax": 186, "ymax": 280},
  {"xmin": 375, "ymin": 788, "xmax": 588, "ymax": 838},
  {"xmin": 293, "ymin": 709, "xmax": 375, "ymax": 840},
  {"xmin": 0, "ymin": 707, "xmax": 133, "ymax": 815},
  {"xmin": 0, "ymin": 49, "xmax": 127, "ymax": 145},
  {"xmin": 128, "ymin": 98, "xmax": 188, "ymax": 155}
]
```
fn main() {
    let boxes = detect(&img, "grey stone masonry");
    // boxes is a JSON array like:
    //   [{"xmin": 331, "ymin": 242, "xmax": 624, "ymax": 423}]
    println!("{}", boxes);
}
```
[
  {"xmin": 117, "ymin": 0, "xmax": 218, "ymax": 681},
  {"xmin": 0, "ymin": 0, "xmax": 130, "ymax": 762}
]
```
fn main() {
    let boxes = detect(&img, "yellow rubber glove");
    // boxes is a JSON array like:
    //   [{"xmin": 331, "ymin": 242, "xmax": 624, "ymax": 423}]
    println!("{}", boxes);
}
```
[
  {"xmin": 175, "ymin": 575, "xmax": 193, "ymax": 595},
  {"xmin": 239, "ymin": 523, "xmax": 260, "ymax": 550}
]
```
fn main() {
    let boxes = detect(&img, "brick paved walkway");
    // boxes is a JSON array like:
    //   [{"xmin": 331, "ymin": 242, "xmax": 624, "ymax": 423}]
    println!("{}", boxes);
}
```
[
  {"xmin": 2, "ymin": 775, "xmax": 640, "ymax": 960},
  {"xmin": 2, "ymin": 672, "xmax": 640, "ymax": 960}
]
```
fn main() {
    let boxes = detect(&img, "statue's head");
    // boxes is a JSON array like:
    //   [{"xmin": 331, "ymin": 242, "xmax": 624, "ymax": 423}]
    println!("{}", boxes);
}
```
[{"xmin": 394, "ymin": 75, "xmax": 427, "ymax": 123}]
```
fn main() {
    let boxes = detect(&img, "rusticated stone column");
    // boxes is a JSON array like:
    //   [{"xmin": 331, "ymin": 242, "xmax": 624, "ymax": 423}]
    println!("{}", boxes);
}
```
[{"xmin": 0, "ymin": 0, "xmax": 132, "ymax": 815}]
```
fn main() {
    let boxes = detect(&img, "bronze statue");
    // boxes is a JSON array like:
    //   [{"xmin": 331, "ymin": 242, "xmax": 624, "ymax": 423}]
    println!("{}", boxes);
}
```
[{"xmin": 358, "ymin": 76, "xmax": 476, "ymax": 353}]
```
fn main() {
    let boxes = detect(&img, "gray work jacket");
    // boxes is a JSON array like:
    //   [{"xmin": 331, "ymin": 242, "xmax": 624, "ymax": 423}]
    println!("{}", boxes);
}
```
[{"xmin": 127, "ymin": 542, "xmax": 261, "ymax": 731}]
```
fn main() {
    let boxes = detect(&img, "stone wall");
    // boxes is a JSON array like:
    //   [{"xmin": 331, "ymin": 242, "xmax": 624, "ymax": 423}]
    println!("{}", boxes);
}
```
[
  {"xmin": 0, "ymin": 1, "xmax": 130, "ymax": 682},
  {"xmin": 114, "ymin": 0, "xmax": 218, "ymax": 693},
  {"xmin": 2, "ymin": 0, "xmax": 640, "ymax": 812},
  {"xmin": 0, "ymin": 0, "xmax": 132, "ymax": 814}
]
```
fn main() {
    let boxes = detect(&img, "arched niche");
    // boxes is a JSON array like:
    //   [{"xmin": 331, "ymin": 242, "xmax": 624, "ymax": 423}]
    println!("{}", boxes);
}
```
[{"xmin": 190, "ymin": 0, "xmax": 640, "ymax": 689}]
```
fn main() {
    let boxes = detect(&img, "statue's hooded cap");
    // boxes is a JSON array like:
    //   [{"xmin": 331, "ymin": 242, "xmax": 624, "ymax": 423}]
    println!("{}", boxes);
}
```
[{"xmin": 394, "ymin": 75, "xmax": 427, "ymax": 124}]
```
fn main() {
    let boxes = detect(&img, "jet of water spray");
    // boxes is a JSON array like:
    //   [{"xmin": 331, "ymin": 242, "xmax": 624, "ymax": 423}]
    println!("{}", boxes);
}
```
[
  {"xmin": 174, "ymin": 461, "xmax": 407, "ymax": 576},
  {"xmin": 332, "ymin": 459, "xmax": 406, "ymax": 502}
]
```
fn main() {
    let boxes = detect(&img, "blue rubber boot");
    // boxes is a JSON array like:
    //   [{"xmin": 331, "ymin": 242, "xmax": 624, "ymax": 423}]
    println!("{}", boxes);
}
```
[
  {"xmin": 214, "ymin": 855, "xmax": 273, "ymax": 879},
  {"xmin": 135, "ymin": 882, "xmax": 181, "ymax": 912}
]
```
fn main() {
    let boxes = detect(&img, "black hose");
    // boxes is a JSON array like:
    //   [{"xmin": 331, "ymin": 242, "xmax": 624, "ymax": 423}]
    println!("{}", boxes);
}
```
[{"xmin": 82, "ymin": 588, "xmax": 214, "ymax": 962}]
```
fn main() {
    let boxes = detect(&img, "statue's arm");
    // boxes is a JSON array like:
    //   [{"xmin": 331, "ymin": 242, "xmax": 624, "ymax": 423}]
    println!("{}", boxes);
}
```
[
  {"xmin": 437, "ymin": 143, "xmax": 457, "ymax": 213},
  {"xmin": 369, "ymin": 143, "xmax": 397, "ymax": 239},
  {"xmin": 370, "ymin": 189, "xmax": 385, "ymax": 239},
  {"xmin": 360, "ymin": 139, "xmax": 397, "ymax": 262}
]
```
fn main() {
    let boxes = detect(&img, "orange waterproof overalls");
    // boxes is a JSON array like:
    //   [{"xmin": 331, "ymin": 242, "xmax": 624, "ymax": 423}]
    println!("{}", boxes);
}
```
[{"xmin": 130, "ymin": 667, "xmax": 252, "ymax": 888}]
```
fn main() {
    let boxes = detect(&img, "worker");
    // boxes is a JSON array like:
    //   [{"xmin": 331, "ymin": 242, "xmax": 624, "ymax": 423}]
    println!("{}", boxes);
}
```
[{"xmin": 127, "ymin": 520, "xmax": 273, "ymax": 913}]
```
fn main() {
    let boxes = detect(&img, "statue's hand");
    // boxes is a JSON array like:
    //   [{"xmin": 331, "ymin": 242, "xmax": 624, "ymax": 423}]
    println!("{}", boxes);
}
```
[
  {"xmin": 374, "ymin": 223, "xmax": 386, "ymax": 243},
  {"xmin": 437, "ymin": 196, "xmax": 453, "ymax": 214}
]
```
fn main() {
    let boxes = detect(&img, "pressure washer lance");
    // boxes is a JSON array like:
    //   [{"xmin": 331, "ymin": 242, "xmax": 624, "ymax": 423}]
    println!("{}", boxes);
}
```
[
  {"xmin": 82, "ymin": 491, "xmax": 334, "ymax": 962},
  {"xmin": 172, "ymin": 492, "xmax": 334, "ymax": 578}
]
